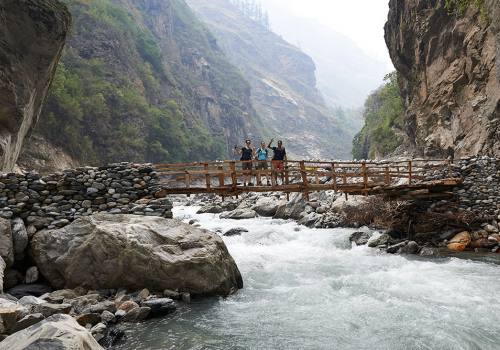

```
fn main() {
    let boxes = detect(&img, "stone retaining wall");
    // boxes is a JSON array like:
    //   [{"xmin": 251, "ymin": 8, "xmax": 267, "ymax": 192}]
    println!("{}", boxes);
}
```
[
  {"xmin": 451, "ymin": 156, "xmax": 499, "ymax": 219},
  {"xmin": 0, "ymin": 163, "xmax": 172, "ymax": 233}
]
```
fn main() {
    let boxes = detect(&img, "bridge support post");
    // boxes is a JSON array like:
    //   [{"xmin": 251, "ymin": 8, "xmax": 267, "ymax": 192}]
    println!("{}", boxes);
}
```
[{"xmin": 362, "ymin": 161, "xmax": 368, "ymax": 196}]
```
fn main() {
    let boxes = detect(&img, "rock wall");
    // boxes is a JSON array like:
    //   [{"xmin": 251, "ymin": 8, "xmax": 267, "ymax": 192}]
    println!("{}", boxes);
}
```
[
  {"xmin": 385, "ymin": 0, "xmax": 500, "ymax": 158},
  {"xmin": 0, "ymin": 0, "xmax": 71, "ymax": 172},
  {"xmin": 0, "ymin": 163, "xmax": 172, "ymax": 233}
]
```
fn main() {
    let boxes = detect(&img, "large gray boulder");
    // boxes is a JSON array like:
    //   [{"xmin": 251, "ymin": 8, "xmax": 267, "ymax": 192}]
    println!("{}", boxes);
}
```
[
  {"xmin": 31, "ymin": 214, "xmax": 243, "ymax": 296},
  {"xmin": 252, "ymin": 197, "xmax": 281, "ymax": 217},
  {"xmin": 0, "ymin": 0, "xmax": 71, "ymax": 171},
  {"xmin": 0, "ymin": 218, "xmax": 14, "ymax": 267},
  {"xmin": 0, "ymin": 314, "xmax": 103, "ymax": 350},
  {"xmin": 273, "ymin": 193, "xmax": 308, "ymax": 220}
]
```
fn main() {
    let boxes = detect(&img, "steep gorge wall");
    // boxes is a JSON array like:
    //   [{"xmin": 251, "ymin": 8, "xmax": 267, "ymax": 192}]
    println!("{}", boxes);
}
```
[
  {"xmin": 0, "ymin": 0, "xmax": 70, "ymax": 172},
  {"xmin": 385, "ymin": 0, "xmax": 500, "ymax": 158},
  {"xmin": 186, "ymin": 0, "xmax": 352, "ymax": 159}
]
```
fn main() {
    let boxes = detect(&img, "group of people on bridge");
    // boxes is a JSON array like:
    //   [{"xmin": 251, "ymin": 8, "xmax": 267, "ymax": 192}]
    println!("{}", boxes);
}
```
[{"xmin": 234, "ymin": 138, "xmax": 287, "ymax": 186}]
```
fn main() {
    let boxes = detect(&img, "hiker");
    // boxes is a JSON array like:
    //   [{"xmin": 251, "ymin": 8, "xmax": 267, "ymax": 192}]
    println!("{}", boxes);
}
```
[
  {"xmin": 268, "ymin": 138, "xmax": 287, "ymax": 185},
  {"xmin": 255, "ymin": 141, "xmax": 271, "ymax": 186},
  {"xmin": 235, "ymin": 139, "xmax": 255, "ymax": 186}
]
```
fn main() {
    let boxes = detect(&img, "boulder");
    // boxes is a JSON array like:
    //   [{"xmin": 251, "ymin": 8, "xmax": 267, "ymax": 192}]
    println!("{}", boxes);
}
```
[
  {"xmin": 34, "ymin": 302, "xmax": 71, "ymax": 318},
  {"xmin": 399, "ymin": 241, "xmax": 420, "ymax": 255},
  {"xmin": 11, "ymin": 313, "xmax": 44, "ymax": 333},
  {"xmin": 7, "ymin": 284, "xmax": 52, "ymax": 299},
  {"xmin": 11, "ymin": 218, "xmax": 28, "ymax": 261},
  {"xmin": 220, "ymin": 209, "xmax": 257, "ymax": 220},
  {"xmin": 121, "ymin": 306, "xmax": 150, "ymax": 322},
  {"xmin": 419, "ymin": 246, "xmax": 439, "ymax": 257},
  {"xmin": 0, "ymin": 298, "xmax": 27, "ymax": 334},
  {"xmin": 273, "ymin": 193, "xmax": 307, "ymax": 220},
  {"xmin": 0, "ymin": 314, "xmax": 104, "ymax": 350},
  {"xmin": 367, "ymin": 233, "xmax": 392, "ymax": 248},
  {"xmin": 42, "ymin": 289, "xmax": 79, "ymax": 304},
  {"xmin": 252, "ymin": 197, "xmax": 280, "ymax": 217},
  {"xmin": 18, "ymin": 296, "xmax": 46, "ymax": 306},
  {"xmin": 75, "ymin": 313, "xmax": 101, "ymax": 327},
  {"xmin": 349, "ymin": 231, "xmax": 371, "ymax": 246},
  {"xmin": 224, "ymin": 227, "xmax": 248, "ymax": 236},
  {"xmin": 386, "ymin": 241, "xmax": 408, "ymax": 254},
  {"xmin": 447, "ymin": 231, "xmax": 471, "ymax": 251},
  {"xmin": 24, "ymin": 266, "xmax": 39, "ymax": 284},
  {"xmin": 141, "ymin": 298, "xmax": 176, "ymax": 317},
  {"xmin": 0, "ymin": 218, "xmax": 14, "ymax": 267},
  {"xmin": 31, "ymin": 214, "xmax": 243, "ymax": 296},
  {"xmin": 197, "ymin": 204, "xmax": 224, "ymax": 214}
]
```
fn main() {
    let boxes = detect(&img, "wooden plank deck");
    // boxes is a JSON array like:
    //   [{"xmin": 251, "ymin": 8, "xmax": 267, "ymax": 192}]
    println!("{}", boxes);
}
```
[{"xmin": 153, "ymin": 159, "xmax": 462, "ymax": 200}]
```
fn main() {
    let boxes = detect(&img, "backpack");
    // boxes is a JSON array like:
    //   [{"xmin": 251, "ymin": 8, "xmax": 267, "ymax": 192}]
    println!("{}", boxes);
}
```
[{"xmin": 257, "ymin": 148, "xmax": 268, "ymax": 161}]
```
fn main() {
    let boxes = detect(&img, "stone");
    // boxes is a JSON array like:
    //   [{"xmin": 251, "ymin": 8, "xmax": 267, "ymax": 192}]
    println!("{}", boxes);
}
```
[
  {"xmin": 11, "ymin": 313, "xmax": 44, "ymax": 333},
  {"xmin": 34, "ymin": 303, "xmax": 72, "ymax": 318},
  {"xmin": 163, "ymin": 289, "xmax": 181, "ymax": 300},
  {"xmin": 31, "ymin": 214, "xmax": 243, "ymax": 296},
  {"xmin": 220, "ymin": 209, "xmax": 257, "ymax": 220},
  {"xmin": 100, "ymin": 310, "xmax": 115, "ymax": 324},
  {"xmin": 367, "ymin": 233, "xmax": 391, "ymax": 248},
  {"xmin": 24, "ymin": 266, "xmax": 39, "ymax": 284},
  {"xmin": 399, "ymin": 241, "xmax": 420, "ymax": 255},
  {"xmin": 196, "ymin": 204, "xmax": 223, "ymax": 214},
  {"xmin": 18, "ymin": 296, "xmax": 46, "ymax": 306},
  {"xmin": 252, "ymin": 197, "xmax": 280, "ymax": 217},
  {"xmin": 11, "ymin": 218, "xmax": 28, "ymax": 260},
  {"xmin": 43, "ymin": 289, "xmax": 79, "ymax": 304},
  {"xmin": 141, "ymin": 298, "xmax": 176, "ymax": 317},
  {"xmin": 447, "ymin": 231, "xmax": 471, "ymax": 251},
  {"xmin": 90, "ymin": 322, "xmax": 107, "ymax": 340},
  {"xmin": 224, "ymin": 227, "xmax": 249, "ymax": 236},
  {"xmin": 137, "ymin": 288, "xmax": 150, "ymax": 300},
  {"xmin": 419, "ymin": 247, "xmax": 439, "ymax": 257},
  {"xmin": 7, "ymin": 284, "xmax": 52, "ymax": 299},
  {"xmin": 75, "ymin": 313, "xmax": 101, "ymax": 327},
  {"xmin": 0, "ymin": 298, "xmax": 26, "ymax": 334},
  {"xmin": 483, "ymin": 224, "xmax": 499, "ymax": 233},
  {"xmin": 386, "ymin": 241, "xmax": 408, "ymax": 254},
  {"xmin": 117, "ymin": 300, "xmax": 139, "ymax": 313},
  {"xmin": 349, "ymin": 231, "xmax": 371, "ymax": 246},
  {"xmin": 0, "ymin": 218, "xmax": 14, "ymax": 267},
  {"xmin": 273, "ymin": 193, "xmax": 308, "ymax": 220},
  {"xmin": 83, "ymin": 300, "xmax": 116, "ymax": 315},
  {"xmin": 122, "ymin": 306, "xmax": 150, "ymax": 322},
  {"xmin": 0, "ymin": 314, "xmax": 103, "ymax": 350},
  {"xmin": 181, "ymin": 293, "xmax": 191, "ymax": 304}
]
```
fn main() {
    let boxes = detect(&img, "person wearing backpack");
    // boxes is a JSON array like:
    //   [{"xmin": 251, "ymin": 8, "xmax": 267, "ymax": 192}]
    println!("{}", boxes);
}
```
[
  {"xmin": 268, "ymin": 138, "xmax": 287, "ymax": 185},
  {"xmin": 235, "ymin": 139, "xmax": 255, "ymax": 186},
  {"xmin": 255, "ymin": 141, "xmax": 271, "ymax": 185}
]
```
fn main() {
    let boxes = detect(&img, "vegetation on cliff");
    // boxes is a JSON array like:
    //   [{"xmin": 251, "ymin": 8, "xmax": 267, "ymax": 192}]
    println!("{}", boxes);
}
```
[
  {"xmin": 352, "ymin": 72, "xmax": 404, "ymax": 159},
  {"xmin": 31, "ymin": 0, "xmax": 260, "ymax": 165}
]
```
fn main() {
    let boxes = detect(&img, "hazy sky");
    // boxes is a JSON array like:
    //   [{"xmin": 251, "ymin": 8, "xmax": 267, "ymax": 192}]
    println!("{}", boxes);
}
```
[{"xmin": 266, "ymin": 0, "xmax": 392, "ymax": 68}]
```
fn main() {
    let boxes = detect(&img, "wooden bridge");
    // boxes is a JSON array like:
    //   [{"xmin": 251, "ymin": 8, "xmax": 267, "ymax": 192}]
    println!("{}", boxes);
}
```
[{"xmin": 153, "ymin": 159, "xmax": 462, "ymax": 200}]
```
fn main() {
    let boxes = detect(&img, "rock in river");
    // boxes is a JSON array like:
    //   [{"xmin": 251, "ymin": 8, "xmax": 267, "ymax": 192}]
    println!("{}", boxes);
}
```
[
  {"xmin": 31, "ymin": 214, "xmax": 243, "ymax": 296},
  {"xmin": 0, "ymin": 314, "xmax": 103, "ymax": 350}
]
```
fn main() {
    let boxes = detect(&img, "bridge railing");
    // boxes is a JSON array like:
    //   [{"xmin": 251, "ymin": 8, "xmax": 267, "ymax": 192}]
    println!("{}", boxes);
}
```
[{"xmin": 153, "ymin": 159, "xmax": 454, "ymax": 197}]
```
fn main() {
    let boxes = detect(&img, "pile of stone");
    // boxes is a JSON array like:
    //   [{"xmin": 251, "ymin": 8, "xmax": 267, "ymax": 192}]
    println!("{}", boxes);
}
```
[
  {"xmin": 0, "ymin": 163, "xmax": 173, "ymax": 233},
  {"xmin": 0, "ymin": 286, "xmax": 180, "ymax": 347}
]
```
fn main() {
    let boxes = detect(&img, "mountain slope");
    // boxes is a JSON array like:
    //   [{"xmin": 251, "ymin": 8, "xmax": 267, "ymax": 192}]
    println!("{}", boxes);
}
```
[
  {"xmin": 186, "ymin": 0, "xmax": 352, "ymax": 160},
  {"xmin": 21, "ymin": 0, "xmax": 263, "ymax": 167},
  {"xmin": 384, "ymin": 0, "xmax": 499, "ymax": 157}
]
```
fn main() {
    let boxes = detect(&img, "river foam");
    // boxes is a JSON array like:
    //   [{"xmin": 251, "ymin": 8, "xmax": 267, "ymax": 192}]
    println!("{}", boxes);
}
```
[{"xmin": 115, "ymin": 206, "xmax": 500, "ymax": 350}]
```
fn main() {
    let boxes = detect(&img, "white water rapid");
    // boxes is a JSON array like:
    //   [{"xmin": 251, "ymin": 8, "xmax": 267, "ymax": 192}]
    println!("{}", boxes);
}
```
[{"xmin": 115, "ymin": 206, "xmax": 500, "ymax": 350}]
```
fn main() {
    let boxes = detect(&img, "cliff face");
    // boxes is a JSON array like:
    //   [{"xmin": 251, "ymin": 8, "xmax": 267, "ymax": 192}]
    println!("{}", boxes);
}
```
[
  {"xmin": 385, "ymin": 0, "xmax": 500, "ymax": 158},
  {"xmin": 186, "ymin": 0, "xmax": 352, "ymax": 159},
  {"xmin": 0, "ymin": 0, "xmax": 70, "ymax": 171},
  {"xmin": 21, "ymin": 0, "xmax": 261, "ymax": 168}
]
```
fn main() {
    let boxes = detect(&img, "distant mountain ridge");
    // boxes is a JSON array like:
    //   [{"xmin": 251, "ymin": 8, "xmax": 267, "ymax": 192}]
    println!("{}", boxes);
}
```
[{"xmin": 186, "ymin": 0, "xmax": 352, "ymax": 159}]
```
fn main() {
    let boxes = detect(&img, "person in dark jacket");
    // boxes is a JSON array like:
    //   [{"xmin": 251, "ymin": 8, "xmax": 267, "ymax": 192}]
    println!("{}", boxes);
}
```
[
  {"xmin": 235, "ymin": 139, "xmax": 255, "ymax": 186},
  {"xmin": 268, "ymin": 138, "xmax": 287, "ymax": 185}
]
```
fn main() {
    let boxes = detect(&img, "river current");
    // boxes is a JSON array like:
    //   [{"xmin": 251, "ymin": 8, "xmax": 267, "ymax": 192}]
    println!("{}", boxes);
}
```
[{"xmin": 115, "ymin": 206, "xmax": 500, "ymax": 350}]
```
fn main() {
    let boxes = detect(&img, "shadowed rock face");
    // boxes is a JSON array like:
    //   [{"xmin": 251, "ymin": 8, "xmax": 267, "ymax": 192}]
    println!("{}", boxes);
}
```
[
  {"xmin": 0, "ymin": 0, "xmax": 70, "ymax": 171},
  {"xmin": 385, "ymin": 0, "xmax": 499, "ymax": 158}
]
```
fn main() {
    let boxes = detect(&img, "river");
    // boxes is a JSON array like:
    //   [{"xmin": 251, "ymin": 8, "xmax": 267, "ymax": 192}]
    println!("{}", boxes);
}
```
[{"xmin": 115, "ymin": 206, "xmax": 500, "ymax": 350}]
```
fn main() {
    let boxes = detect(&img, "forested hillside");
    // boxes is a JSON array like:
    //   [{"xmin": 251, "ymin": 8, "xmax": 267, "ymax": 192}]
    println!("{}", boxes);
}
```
[
  {"xmin": 351, "ymin": 72, "xmax": 404, "ymax": 159},
  {"xmin": 20, "ymin": 0, "xmax": 262, "ymax": 167}
]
